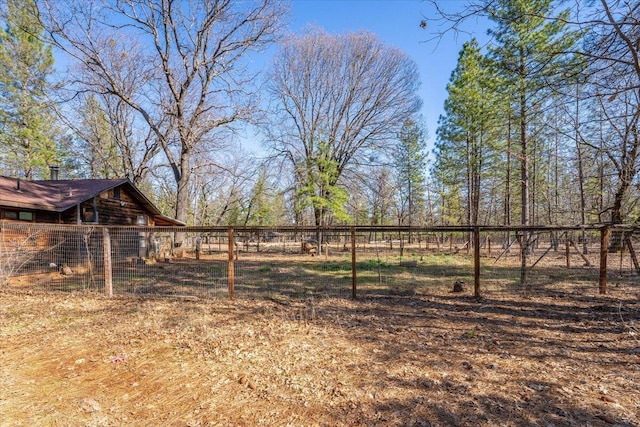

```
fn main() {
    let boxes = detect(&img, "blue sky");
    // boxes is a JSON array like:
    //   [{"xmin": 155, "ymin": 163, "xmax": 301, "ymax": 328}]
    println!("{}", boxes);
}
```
[
  {"xmin": 283, "ymin": 0, "xmax": 490, "ymax": 153},
  {"xmin": 45, "ymin": 0, "xmax": 489, "ymax": 157}
]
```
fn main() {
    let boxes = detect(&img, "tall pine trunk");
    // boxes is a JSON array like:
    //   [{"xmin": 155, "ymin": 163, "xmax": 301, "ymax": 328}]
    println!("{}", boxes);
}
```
[{"xmin": 519, "ymin": 60, "xmax": 529, "ymax": 288}]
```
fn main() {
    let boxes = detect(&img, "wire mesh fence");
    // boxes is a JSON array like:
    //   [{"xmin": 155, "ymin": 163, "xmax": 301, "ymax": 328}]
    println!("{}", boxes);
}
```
[{"xmin": 1, "ymin": 223, "xmax": 638, "ymax": 300}]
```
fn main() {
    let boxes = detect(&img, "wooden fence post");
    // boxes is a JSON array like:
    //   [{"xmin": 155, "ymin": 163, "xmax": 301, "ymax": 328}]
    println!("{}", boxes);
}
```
[
  {"xmin": 599, "ymin": 227, "xmax": 608, "ymax": 295},
  {"xmin": 228, "ymin": 227, "xmax": 235, "ymax": 300},
  {"xmin": 351, "ymin": 226, "xmax": 357, "ymax": 299},
  {"xmin": 103, "ymin": 227, "xmax": 112, "ymax": 297},
  {"xmin": 325, "ymin": 237, "xmax": 329, "ymax": 261},
  {"xmin": 566, "ymin": 240, "xmax": 571, "ymax": 268},
  {"xmin": 473, "ymin": 226, "xmax": 480, "ymax": 298}
]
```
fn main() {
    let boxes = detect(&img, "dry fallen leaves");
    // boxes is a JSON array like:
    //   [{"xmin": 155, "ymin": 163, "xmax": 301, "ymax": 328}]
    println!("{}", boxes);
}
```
[{"xmin": 1, "ymin": 287, "xmax": 639, "ymax": 426}]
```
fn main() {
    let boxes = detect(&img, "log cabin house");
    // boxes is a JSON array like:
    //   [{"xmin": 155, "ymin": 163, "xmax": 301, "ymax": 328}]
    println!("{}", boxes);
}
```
[
  {"xmin": 0, "ymin": 176, "xmax": 184, "ymax": 276},
  {"xmin": 0, "ymin": 175, "xmax": 183, "ymax": 227}
]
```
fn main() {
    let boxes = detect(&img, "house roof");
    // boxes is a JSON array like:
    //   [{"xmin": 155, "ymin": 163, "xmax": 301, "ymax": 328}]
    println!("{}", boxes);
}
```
[{"xmin": 0, "ymin": 176, "xmax": 184, "ymax": 226}]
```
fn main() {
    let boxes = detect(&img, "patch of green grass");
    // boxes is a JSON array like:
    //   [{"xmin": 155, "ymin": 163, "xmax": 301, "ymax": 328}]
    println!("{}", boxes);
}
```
[
  {"xmin": 321, "ymin": 261, "xmax": 349, "ymax": 271},
  {"xmin": 420, "ymin": 254, "xmax": 460, "ymax": 265},
  {"xmin": 356, "ymin": 259, "xmax": 393, "ymax": 270},
  {"xmin": 258, "ymin": 264, "xmax": 273, "ymax": 273}
]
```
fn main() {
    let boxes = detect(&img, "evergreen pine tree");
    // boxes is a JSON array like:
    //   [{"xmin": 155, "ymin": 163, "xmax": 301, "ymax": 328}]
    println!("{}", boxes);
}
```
[
  {"xmin": 0, "ymin": 0, "xmax": 59, "ymax": 179},
  {"xmin": 395, "ymin": 117, "xmax": 428, "ymax": 231}
]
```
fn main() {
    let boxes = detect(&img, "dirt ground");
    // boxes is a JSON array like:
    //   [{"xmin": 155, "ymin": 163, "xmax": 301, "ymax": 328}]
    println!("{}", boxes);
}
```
[{"xmin": 1, "ymin": 285, "xmax": 639, "ymax": 426}]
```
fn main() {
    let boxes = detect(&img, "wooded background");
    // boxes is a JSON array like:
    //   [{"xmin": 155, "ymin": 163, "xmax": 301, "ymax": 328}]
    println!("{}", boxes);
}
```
[{"xmin": 0, "ymin": 0, "xmax": 638, "ymax": 234}]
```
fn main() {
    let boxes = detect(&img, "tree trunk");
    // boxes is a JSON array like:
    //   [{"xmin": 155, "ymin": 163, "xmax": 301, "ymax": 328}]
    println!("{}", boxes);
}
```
[
  {"xmin": 173, "ymin": 148, "xmax": 191, "ymax": 244},
  {"xmin": 466, "ymin": 133, "xmax": 472, "ymax": 247},
  {"xmin": 575, "ymin": 82, "xmax": 588, "ymax": 253},
  {"xmin": 505, "ymin": 108, "xmax": 512, "ymax": 248},
  {"xmin": 519, "ymin": 60, "xmax": 529, "ymax": 287},
  {"xmin": 609, "ymin": 180, "xmax": 630, "ymax": 251}
]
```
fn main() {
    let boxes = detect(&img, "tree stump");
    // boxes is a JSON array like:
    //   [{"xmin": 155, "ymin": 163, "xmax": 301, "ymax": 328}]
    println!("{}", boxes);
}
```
[{"xmin": 452, "ymin": 280, "xmax": 465, "ymax": 293}]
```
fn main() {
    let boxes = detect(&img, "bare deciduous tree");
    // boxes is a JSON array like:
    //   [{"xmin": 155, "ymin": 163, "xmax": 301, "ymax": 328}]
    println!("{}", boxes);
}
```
[
  {"xmin": 266, "ymin": 28, "xmax": 422, "ymax": 230},
  {"xmin": 60, "ymin": 92, "xmax": 159, "ymax": 184},
  {"xmin": 37, "ymin": 0, "xmax": 287, "ymax": 229},
  {"xmin": 586, "ymin": 1, "xmax": 640, "ymax": 226},
  {"xmin": 580, "ymin": 0, "xmax": 640, "ymax": 250}
]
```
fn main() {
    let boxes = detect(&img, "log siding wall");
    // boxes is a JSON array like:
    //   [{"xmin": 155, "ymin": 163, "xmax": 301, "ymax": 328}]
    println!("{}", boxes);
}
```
[{"xmin": 1, "ymin": 186, "xmax": 156, "ymax": 226}]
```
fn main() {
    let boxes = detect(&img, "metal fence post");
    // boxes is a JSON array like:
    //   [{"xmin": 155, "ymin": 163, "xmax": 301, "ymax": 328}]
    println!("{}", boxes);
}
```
[
  {"xmin": 351, "ymin": 226, "xmax": 357, "ymax": 299},
  {"xmin": 228, "ymin": 227, "xmax": 235, "ymax": 300},
  {"xmin": 473, "ymin": 226, "xmax": 480, "ymax": 298},
  {"xmin": 103, "ymin": 227, "xmax": 112, "ymax": 297},
  {"xmin": 599, "ymin": 226, "xmax": 608, "ymax": 295}
]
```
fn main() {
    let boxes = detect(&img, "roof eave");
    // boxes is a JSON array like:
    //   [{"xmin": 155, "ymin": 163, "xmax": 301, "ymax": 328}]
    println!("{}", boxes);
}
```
[
  {"xmin": 0, "ymin": 199, "xmax": 68, "ymax": 212},
  {"xmin": 154, "ymin": 215, "xmax": 186, "ymax": 227}
]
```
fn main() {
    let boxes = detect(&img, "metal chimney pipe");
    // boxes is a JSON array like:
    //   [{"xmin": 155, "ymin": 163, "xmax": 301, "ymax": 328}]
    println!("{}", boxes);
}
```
[{"xmin": 50, "ymin": 165, "xmax": 59, "ymax": 180}]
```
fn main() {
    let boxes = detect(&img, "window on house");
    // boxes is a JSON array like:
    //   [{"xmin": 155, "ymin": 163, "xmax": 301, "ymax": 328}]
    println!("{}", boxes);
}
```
[
  {"xmin": 113, "ymin": 187, "xmax": 121, "ymax": 200},
  {"xmin": 3, "ymin": 211, "xmax": 33, "ymax": 221},
  {"xmin": 18, "ymin": 212, "xmax": 33, "ymax": 221}
]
